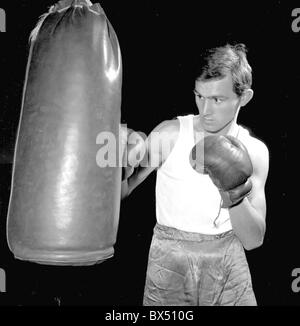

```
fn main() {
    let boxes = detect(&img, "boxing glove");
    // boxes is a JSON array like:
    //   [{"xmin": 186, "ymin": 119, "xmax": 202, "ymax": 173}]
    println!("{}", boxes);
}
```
[
  {"xmin": 120, "ymin": 125, "xmax": 146, "ymax": 180},
  {"xmin": 191, "ymin": 135, "xmax": 253, "ymax": 208}
]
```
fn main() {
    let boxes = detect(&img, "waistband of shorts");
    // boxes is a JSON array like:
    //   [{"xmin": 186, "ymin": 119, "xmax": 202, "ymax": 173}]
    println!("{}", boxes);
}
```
[{"xmin": 153, "ymin": 223, "xmax": 234, "ymax": 242}]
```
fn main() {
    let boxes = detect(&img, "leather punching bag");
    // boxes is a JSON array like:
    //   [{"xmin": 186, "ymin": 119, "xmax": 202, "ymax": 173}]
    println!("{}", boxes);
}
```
[{"xmin": 6, "ymin": 0, "xmax": 122, "ymax": 265}]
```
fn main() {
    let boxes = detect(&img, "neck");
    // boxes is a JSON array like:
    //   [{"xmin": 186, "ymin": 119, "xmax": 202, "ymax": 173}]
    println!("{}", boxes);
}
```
[{"xmin": 217, "ymin": 117, "xmax": 238, "ymax": 136}]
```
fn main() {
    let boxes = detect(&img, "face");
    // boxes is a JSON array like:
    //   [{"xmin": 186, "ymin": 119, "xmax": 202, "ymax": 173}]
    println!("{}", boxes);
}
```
[{"xmin": 194, "ymin": 73, "xmax": 241, "ymax": 134}]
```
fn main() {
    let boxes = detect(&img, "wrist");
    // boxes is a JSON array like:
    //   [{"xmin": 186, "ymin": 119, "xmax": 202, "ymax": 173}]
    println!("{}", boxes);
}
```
[
  {"xmin": 122, "ymin": 166, "xmax": 134, "ymax": 181},
  {"xmin": 228, "ymin": 197, "xmax": 245, "ymax": 209},
  {"xmin": 229, "ymin": 194, "xmax": 251, "ymax": 209}
]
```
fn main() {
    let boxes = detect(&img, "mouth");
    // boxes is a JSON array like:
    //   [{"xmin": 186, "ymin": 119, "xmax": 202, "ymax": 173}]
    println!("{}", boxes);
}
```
[{"xmin": 203, "ymin": 117, "xmax": 214, "ymax": 123}]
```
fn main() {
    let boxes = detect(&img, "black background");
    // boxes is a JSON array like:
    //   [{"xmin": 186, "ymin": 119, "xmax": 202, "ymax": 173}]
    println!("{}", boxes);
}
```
[{"xmin": 0, "ymin": 0, "xmax": 295, "ymax": 306}]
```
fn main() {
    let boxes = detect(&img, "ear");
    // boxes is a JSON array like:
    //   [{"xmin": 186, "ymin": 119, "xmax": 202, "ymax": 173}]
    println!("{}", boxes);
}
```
[{"xmin": 240, "ymin": 89, "xmax": 254, "ymax": 107}]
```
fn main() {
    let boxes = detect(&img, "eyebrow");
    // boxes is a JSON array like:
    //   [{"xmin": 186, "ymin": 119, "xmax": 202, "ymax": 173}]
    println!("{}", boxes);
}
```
[{"xmin": 193, "ymin": 90, "xmax": 228, "ymax": 99}]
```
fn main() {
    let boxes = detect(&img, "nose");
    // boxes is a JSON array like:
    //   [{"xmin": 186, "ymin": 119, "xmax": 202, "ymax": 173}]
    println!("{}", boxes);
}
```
[{"xmin": 202, "ymin": 98, "xmax": 213, "ymax": 116}]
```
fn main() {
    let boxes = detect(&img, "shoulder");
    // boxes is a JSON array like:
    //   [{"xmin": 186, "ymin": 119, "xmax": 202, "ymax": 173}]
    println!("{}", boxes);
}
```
[
  {"xmin": 148, "ymin": 118, "xmax": 180, "ymax": 145},
  {"xmin": 241, "ymin": 131, "xmax": 269, "ymax": 179},
  {"xmin": 245, "ymin": 135, "xmax": 269, "ymax": 162},
  {"xmin": 151, "ymin": 117, "xmax": 180, "ymax": 134},
  {"xmin": 239, "ymin": 126, "xmax": 269, "ymax": 160},
  {"xmin": 147, "ymin": 118, "xmax": 181, "ymax": 164}
]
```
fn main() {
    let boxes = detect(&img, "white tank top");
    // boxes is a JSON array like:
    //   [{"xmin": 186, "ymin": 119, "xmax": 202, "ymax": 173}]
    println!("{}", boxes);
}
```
[{"xmin": 155, "ymin": 114, "xmax": 250, "ymax": 235}]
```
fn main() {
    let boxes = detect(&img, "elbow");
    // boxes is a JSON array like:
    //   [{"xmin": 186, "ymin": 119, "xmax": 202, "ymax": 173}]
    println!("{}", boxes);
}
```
[
  {"xmin": 244, "ymin": 240, "xmax": 263, "ymax": 251},
  {"xmin": 121, "ymin": 180, "xmax": 130, "ymax": 200},
  {"xmin": 243, "ymin": 217, "xmax": 266, "ymax": 251},
  {"xmin": 243, "ymin": 234, "xmax": 265, "ymax": 251},
  {"xmin": 121, "ymin": 192, "xmax": 128, "ymax": 201},
  {"xmin": 121, "ymin": 190, "xmax": 132, "ymax": 200},
  {"xmin": 121, "ymin": 180, "xmax": 134, "ymax": 200}
]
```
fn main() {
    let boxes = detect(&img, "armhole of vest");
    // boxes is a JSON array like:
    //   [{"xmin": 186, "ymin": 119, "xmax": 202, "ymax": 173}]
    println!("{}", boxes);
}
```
[
  {"xmin": 158, "ymin": 116, "xmax": 183, "ymax": 170},
  {"xmin": 188, "ymin": 115, "xmax": 195, "ymax": 143}
]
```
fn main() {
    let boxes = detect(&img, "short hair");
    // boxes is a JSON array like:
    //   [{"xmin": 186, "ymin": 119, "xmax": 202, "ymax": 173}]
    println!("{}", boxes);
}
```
[{"xmin": 195, "ymin": 44, "xmax": 252, "ymax": 97}]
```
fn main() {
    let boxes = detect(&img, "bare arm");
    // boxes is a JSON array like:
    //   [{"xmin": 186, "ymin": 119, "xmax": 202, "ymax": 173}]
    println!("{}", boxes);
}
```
[
  {"xmin": 229, "ymin": 138, "xmax": 269, "ymax": 250},
  {"xmin": 121, "ymin": 119, "xmax": 179, "ymax": 199}
]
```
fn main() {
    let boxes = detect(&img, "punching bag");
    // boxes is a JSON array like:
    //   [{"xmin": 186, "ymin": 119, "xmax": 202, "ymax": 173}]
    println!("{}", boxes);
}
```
[{"xmin": 6, "ymin": 0, "xmax": 122, "ymax": 265}]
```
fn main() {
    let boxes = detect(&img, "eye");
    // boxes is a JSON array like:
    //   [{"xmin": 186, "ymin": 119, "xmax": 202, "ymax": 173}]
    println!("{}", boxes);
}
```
[
  {"xmin": 194, "ymin": 91, "xmax": 204, "ymax": 100},
  {"xmin": 214, "ymin": 98, "xmax": 223, "ymax": 103}
]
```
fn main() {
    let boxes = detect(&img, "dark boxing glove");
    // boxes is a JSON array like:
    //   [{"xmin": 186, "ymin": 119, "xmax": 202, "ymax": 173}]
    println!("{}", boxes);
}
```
[
  {"xmin": 121, "ymin": 125, "xmax": 146, "ymax": 180},
  {"xmin": 190, "ymin": 135, "xmax": 253, "ymax": 208}
]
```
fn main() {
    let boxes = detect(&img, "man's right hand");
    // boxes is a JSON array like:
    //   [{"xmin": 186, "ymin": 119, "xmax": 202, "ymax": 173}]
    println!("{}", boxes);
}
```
[{"xmin": 120, "ymin": 125, "xmax": 147, "ymax": 180}]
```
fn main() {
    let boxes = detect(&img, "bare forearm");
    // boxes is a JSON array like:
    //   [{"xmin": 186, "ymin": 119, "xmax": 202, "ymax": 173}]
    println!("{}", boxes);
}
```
[
  {"xmin": 229, "ymin": 198, "xmax": 266, "ymax": 251},
  {"xmin": 121, "ymin": 166, "xmax": 135, "ymax": 200},
  {"xmin": 121, "ymin": 179, "xmax": 129, "ymax": 200},
  {"xmin": 121, "ymin": 171, "xmax": 137, "ymax": 200},
  {"xmin": 120, "ymin": 167, "xmax": 146, "ymax": 200}
]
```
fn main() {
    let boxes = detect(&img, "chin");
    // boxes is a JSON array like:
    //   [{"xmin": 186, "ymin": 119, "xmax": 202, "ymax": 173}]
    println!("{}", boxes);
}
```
[
  {"xmin": 204, "ymin": 126, "xmax": 221, "ymax": 134},
  {"xmin": 204, "ymin": 121, "xmax": 232, "ymax": 135}
]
